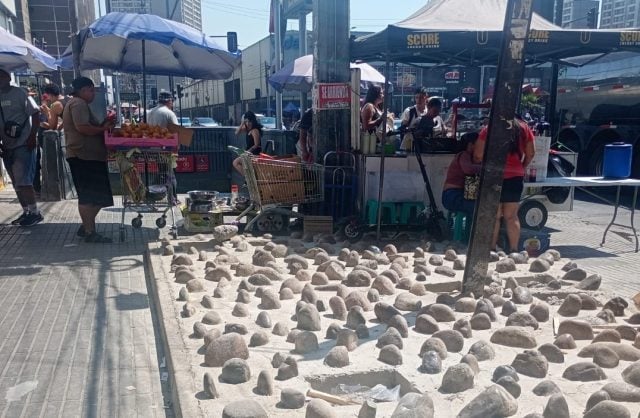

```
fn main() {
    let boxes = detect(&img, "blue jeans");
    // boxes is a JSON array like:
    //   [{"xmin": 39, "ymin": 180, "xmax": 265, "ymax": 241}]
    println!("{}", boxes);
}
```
[
  {"xmin": 442, "ymin": 188, "xmax": 476, "ymax": 217},
  {"xmin": 2, "ymin": 146, "xmax": 36, "ymax": 187}
]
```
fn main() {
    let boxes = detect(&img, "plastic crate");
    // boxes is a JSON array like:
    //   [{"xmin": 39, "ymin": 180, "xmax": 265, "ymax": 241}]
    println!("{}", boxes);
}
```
[{"xmin": 105, "ymin": 132, "xmax": 179, "ymax": 151}]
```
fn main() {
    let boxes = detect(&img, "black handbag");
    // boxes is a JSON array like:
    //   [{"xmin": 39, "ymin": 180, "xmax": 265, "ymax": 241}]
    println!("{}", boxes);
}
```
[{"xmin": 0, "ymin": 101, "xmax": 28, "ymax": 139}]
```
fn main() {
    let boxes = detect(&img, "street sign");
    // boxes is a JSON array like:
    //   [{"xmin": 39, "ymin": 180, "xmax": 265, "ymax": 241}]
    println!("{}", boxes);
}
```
[
  {"xmin": 119, "ymin": 92, "xmax": 140, "ymax": 102},
  {"xmin": 313, "ymin": 83, "xmax": 351, "ymax": 110}
]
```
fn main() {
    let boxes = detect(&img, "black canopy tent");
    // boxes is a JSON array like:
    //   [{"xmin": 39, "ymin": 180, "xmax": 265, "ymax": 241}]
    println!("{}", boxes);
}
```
[
  {"xmin": 350, "ymin": 0, "xmax": 640, "ymax": 240},
  {"xmin": 351, "ymin": 0, "xmax": 640, "ymax": 66}
]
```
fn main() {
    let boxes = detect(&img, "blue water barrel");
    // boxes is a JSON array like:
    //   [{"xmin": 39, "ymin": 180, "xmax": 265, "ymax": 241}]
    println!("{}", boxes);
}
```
[{"xmin": 603, "ymin": 142, "xmax": 633, "ymax": 178}]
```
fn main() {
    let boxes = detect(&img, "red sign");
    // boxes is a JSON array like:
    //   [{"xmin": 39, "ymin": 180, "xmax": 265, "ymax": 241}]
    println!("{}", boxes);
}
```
[
  {"xmin": 315, "ymin": 83, "xmax": 351, "ymax": 110},
  {"xmin": 195, "ymin": 154, "xmax": 209, "ymax": 172},
  {"xmin": 175, "ymin": 155, "xmax": 195, "ymax": 173},
  {"xmin": 444, "ymin": 70, "xmax": 460, "ymax": 80}
]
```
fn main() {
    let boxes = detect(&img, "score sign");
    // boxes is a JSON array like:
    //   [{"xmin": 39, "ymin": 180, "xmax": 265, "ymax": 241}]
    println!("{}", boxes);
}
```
[{"xmin": 314, "ymin": 83, "xmax": 351, "ymax": 110}]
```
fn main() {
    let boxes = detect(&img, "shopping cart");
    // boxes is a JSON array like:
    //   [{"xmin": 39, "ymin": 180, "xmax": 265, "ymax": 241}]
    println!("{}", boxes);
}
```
[
  {"xmin": 107, "ymin": 135, "xmax": 179, "ymax": 242},
  {"xmin": 234, "ymin": 150, "xmax": 324, "ymax": 234}
]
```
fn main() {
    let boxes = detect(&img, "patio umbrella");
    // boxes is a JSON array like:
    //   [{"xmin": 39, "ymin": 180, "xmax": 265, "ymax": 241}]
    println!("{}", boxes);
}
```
[
  {"xmin": 58, "ymin": 12, "xmax": 241, "ymax": 119},
  {"xmin": 268, "ymin": 54, "xmax": 386, "ymax": 93},
  {"xmin": 0, "ymin": 26, "xmax": 57, "ymax": 73},
  {"xmin": 59, "ymin": 12, "xmax": 240, "ymax": 79}
]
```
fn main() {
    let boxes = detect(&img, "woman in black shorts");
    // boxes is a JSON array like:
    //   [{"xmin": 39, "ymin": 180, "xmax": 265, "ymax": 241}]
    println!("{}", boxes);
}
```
[{"xmin": 474, "ymin": 116, "xmax": 536, "ymax": 252}]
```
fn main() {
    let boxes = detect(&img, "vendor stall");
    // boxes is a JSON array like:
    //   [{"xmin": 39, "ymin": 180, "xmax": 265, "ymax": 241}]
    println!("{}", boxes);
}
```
[
  {"xmin": 359, "ymin": 150, "xmax": 577, "ymax": 226},
  {"xmin": 350, "ymin": 0, "xmax": 640, "ymax": 239}
]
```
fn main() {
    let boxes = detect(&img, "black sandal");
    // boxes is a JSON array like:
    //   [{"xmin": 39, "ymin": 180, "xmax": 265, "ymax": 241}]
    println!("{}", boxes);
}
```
[{"xmin": 85, "ymin": 232, "xmax": 113, "ymax": 243}]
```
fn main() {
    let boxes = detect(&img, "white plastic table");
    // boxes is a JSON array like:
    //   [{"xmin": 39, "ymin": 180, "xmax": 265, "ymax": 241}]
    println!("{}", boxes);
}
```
[{"xmin": 523, "ymin": 176, "xmax": 640, "ymax": 252}]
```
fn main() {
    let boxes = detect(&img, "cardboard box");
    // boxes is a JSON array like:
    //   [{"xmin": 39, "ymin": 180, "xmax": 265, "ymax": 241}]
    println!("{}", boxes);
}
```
[
  {"xmin": 253, "ymin": 158, "xmax": 303, "ymax": 182},
  {"xmin": 528, "ymin": 136, "xmax": 551, "ymax": 181},
  {"xmin": 182, "ymin": 210, "xmax": 223, "ymax": 233},
  {"xmin": 304, "ymin": 216, "xmax": 334, "ymax": 235},
  {"xmin": 257, "ymin": 181, "xmax": 306, "ymax": 205}
]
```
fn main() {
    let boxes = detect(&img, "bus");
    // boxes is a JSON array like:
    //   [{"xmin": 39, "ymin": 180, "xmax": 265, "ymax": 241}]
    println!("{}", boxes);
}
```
[{"xmin": 556, "ymin": 51, "xmax": 640, "ymax": 177}]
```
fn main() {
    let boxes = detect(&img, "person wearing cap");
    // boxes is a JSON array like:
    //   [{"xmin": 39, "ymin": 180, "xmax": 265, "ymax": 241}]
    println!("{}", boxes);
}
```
[
  {"xmin": 0, "ymin": 68, "xmax": 43, "ymax": 227},
  {"xmin": 148, "ymin": 92, "xmax": 178, "ymax": 128},
  {"xmin": 63, "ymin": 77, "xmax": 116, "ymax": 243},
  {"xmin": 148, "ymin": 92, "xmax": 180, "ymax": 203},
  {"xmin": 399, "ymin": 87, "xmax": 429, "ymax": 152}
]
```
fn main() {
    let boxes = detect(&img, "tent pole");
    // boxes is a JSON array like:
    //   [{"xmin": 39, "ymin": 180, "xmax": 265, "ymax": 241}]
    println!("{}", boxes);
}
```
[
  {"xmin": 142, "ymin": 39, "xmax": 147, "ymax": 123},
  {"xmin": 375, "ymin": 56, "xmax": 391, "ymax": 241}
]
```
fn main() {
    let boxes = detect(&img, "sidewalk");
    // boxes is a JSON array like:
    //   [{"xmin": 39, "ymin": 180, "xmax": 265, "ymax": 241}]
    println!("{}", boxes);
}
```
[
  {"xmin": 0, "ymin": 183, "xmax": 637, "ymax": 417},
  {"xmin": 0, "ymin": 187, "xmax": 173, "ymax": 417},
  {"xmin": 542, "ymin": 191, "xmax": 639, "ymax": 298}
]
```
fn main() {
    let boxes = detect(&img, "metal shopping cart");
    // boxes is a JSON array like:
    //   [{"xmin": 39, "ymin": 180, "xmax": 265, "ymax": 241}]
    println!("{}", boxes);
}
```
[
  {"xmin": 107, "ymin": 134, "xmax": 179, "ymax": 241},
  {"xmin": 234, "ymin": 150, "xmax": 324, "ymax": 234}
]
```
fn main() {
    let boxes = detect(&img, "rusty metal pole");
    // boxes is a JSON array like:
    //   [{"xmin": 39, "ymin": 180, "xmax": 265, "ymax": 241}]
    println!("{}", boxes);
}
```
[
  {"xmin": 462, "ymin": 0, "xmax": 535, "ymax": 297},
  {"xmin": 312, "ymin": 0, "xmax": 351, "ymax": 161}
]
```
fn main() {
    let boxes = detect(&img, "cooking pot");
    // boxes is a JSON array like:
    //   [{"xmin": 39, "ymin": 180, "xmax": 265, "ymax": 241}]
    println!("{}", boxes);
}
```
[
  {"xmin": 148, "ymin": 185, "xmax": 167, "ymax": 202},
  {"xmin": 188, "ymin": 190, "xmax": 218, "ymax": 201}
]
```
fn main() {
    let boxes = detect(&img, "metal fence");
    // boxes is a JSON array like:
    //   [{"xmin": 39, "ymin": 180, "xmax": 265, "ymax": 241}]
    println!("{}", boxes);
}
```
[
  {"xmin": 107, "ymin": 127, "xmax": 298, "ymax": 194},
  {"xmin": 176, "ymin": 127, "xmax": 297, "ymax": 192}
]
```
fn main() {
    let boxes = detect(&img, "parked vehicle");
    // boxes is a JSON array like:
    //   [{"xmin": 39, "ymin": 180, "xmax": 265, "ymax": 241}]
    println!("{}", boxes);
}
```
[
  {"xmin": 193, "ymin": 117, "xmax": 219, "ymax": 127},
  {"xmin": 256, "ymin": 114, "xmax": 285, "ymax": 130},
  {"xmin": 178, "ymin": 117, "xmax": 192, "ymax": 127},
  {"xmin": 556, "ymin": 51, "xmax": 640, "ymax": 177}
]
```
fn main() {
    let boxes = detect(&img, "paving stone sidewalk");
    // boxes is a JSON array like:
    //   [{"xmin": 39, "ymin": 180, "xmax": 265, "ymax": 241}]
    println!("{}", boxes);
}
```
[
  {"xmin": 542, "ymin": 192, "xmax": 639, "ymax": 298},
  {"xmin": 0, "ymin": 183, "xmax": 636, "ymax": 417},
  {"xmin": 0, "ymin": 187, "xmax": 173, "ymax": 418}
]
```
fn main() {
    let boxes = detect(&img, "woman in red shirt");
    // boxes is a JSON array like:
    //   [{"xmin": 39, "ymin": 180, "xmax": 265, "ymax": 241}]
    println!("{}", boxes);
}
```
[
  {"xmin": 442, "ymin": 132, "xmax": 481, "ymax": 217},
  {"xmin": 473, "ymin": 117, "xmax": 535, "ymax": 252}
]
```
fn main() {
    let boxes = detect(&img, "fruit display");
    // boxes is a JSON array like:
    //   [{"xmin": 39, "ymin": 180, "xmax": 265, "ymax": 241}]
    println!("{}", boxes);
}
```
[{"xmin": 111, "ymin": 123, "xmax": 174, "ymax": 139}]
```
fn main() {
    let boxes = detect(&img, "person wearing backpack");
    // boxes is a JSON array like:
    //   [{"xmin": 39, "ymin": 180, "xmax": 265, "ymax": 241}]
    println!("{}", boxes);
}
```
[
  {"xmin": 399, "ymin": 87, "xmax": 429, "ymax": 152},
  {"xmin": 474, "ymin": 115, "xmax": 535, "ymax": 252},
  {"xmin": 0, "ymin": 68, "xmax": 43, "ymax": 227}
]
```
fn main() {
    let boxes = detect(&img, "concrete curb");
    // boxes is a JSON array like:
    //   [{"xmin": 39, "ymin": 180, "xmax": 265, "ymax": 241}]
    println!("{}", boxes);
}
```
[{"xmin": 145, "ymin": 243, "xmax": 205, "ymax": 418}]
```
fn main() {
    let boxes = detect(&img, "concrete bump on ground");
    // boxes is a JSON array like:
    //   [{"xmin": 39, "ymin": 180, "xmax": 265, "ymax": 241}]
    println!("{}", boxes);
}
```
[{"xmin": 147, "ymin": 229, "xmax": 640, "ymax": 418}]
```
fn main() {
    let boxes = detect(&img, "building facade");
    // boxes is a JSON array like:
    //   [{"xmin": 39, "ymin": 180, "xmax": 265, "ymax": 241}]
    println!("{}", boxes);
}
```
[
  {"xmin": 600, "ymin": 0, "xmax": 640, "ymax": 28},
  {"xmin": 107, "ymin": 0, "xmax": 157, "ymax": 105},
  {"xmin": 180, "ymin": 30, "xmax": 312, "ymax": 125},
  {"xmin": 150, "ymin": 0, "xmax": 201, "ymax": 30},
  {"xmin": 562, "ymin": 0, "xmax": 600, "ymax": 28},
  {"xmin": 12, "ymin": 0, "xmax": 96, "ymax": 86},
  {"xmin": 1, "ymin": 0, "xmax": 16, "ymax": 33}
]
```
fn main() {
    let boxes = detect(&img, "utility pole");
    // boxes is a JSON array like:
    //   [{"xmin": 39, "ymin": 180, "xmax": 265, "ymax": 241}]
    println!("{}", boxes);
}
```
[
  {"xmin": 549, "ymin": 0, "xmax": 564, "ymax": 138},
  {"xmin": 299, "ymin": 12, "xmax": 307, "ymax": 111},
  {"xmin": 274, "ymin": 0, "xmax": 283, "ymax": 128},
  {"xmin": 462, "ymin": 0, "xmax": 535, "ymax": 296},
  {"xmin": 312, "ymin": 0, "xmax": 351, "ymax": 160}
]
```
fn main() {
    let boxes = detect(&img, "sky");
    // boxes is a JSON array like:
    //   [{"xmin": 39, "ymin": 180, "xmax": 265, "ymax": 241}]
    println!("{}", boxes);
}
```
[{"xmin": 201, "ymin": 0, "xmax": 429, "ymax": 49}]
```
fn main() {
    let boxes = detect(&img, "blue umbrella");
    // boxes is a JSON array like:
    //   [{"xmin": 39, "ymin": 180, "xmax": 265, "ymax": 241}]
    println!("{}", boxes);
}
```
[
  {"xmin": 58, "ymin": 12, "xmax": 240, "ymax": 79},
  {"xmin": 0, "ymin": 26, "xmax": 57, "ymax": 73}
]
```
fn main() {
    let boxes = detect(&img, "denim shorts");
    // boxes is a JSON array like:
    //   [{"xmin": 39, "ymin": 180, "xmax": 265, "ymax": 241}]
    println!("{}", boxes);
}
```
[{"xmin": 2, "ymin": 146, "xmax": 36, "ymax": 187}]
